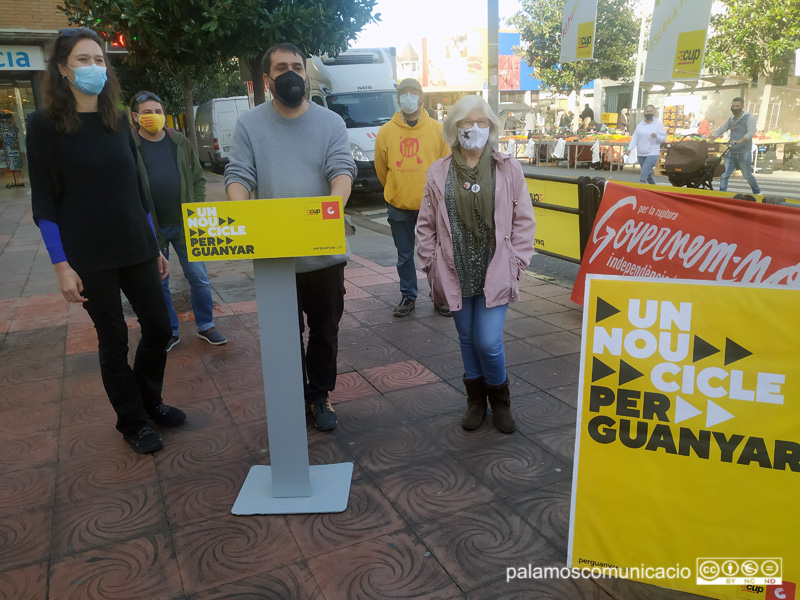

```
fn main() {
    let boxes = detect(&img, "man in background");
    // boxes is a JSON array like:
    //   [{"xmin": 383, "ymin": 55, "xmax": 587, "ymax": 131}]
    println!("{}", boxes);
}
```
[
  {"xmin": 131, "ymin": 90, "xmax": 227, "ymax": 351},
  {"xmin": 375, "ymin": 78, "xmax": 451, "ymax": 318}
]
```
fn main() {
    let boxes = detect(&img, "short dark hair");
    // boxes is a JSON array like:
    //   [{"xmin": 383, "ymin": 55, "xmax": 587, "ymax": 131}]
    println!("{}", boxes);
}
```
[
  {"xmin": 130, "ymin": 90, "xmax": 162, "ymax": 113},
  {"xmin": 262, "ymin": 43, "xmax": 306, "ymax": 75},
  {"xmin": 732, "ymin": 97, "xmax": 744, "ymax": 103}
]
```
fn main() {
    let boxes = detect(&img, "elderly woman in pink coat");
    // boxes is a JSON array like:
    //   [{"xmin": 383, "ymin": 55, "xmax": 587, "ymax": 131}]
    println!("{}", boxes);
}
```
[{"xmin": 417, "ymin": 96, "xmax": 536, "ymax": 433}]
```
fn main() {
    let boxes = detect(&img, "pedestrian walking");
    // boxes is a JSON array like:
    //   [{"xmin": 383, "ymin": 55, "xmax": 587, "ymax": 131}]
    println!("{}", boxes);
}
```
[
  {"xmin": 710, "ymin": 97, "xmax": 761, "ymax": 195},
  {"xmin": 624, "ymin": 105, "xmax": 667, "ymax": 185}
]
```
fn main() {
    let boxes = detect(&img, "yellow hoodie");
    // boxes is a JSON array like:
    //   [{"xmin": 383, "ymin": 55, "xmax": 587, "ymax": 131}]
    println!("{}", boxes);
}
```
[{"xmin": 374, "ymin": 109, "xmax": 450, "ymax": 210}]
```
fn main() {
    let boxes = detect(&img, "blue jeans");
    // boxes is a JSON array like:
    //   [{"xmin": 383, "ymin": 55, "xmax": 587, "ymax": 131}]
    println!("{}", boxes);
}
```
[
  {"xmin": 160, "ymin": 225, "xmax": 215, "ymax": 336},
  {"xmin": 637, "ymin": 154, "xmax": 659, "ymax": 184},
  {"xmin": 451, "ymin": 294, "xmax": 508, "ymax": 386},
  {"xmin": 719, "ymin": 151, "xmax": 761, "ymax": 194},
  {"xmin": 386, "ymin": 203, "xmax": 418, "ymax": 301}
]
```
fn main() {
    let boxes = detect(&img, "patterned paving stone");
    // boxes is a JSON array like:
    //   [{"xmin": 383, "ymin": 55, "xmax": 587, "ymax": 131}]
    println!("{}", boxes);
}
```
[
  {"xmin": 0, "ymin": 506, "xmax": 51, "ymax": 571},
  {"xmin": 185, "ymin": 561, "xmax": 324, "ymax": 600},
  {"xmin": 307, "ymin": 529, "xmax": 462, "ymax": 600},
  {"xmin": 50, "ymin": 482, "xmax": 168, "ymax": 559},
  {"xmin": 286, "ymin": 478, "xmax": 406, "ymax": 558},
  {"xmin": 173, "ymin": 515, "xmax": 301, "ymax": 595},
  {"xmin": 413, "ymin": 501, "xmax": 562, "ymax": 592},
  {"xmin": 49, "ymin": 533, "xmax": 182, "ymax": 600},
  {"xmin": 0, "ymin": 562, "xmax": 48, "ymax": 600},
  {"xmin": 374, "ymin": 456, "xmax": 497, "ymax": 526},
  {"xmin": 360, "ymin": 360, "xmax": 441, "ymax": 393}
]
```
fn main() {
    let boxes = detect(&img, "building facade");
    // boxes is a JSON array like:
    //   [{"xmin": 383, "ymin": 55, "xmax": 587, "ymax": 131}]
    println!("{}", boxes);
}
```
[{"xmin": 1, "ymin": 0, "xmax": 69, "ymax": 180}]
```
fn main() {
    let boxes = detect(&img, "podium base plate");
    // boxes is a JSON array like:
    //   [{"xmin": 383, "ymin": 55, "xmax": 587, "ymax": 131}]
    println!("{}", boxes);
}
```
[{"xmin": 231, "ymin": 463, "xmax": 354, "ymax": 515}]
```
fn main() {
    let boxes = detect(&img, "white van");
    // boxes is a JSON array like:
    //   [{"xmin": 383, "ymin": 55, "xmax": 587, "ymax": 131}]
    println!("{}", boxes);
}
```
[
  {"xmin": 194, "ymin": 96, "xmax": 250, "ymax": 173},
  {"xmin": 307, "ymin": 48, "xmax": 398, "ymax": 193}
]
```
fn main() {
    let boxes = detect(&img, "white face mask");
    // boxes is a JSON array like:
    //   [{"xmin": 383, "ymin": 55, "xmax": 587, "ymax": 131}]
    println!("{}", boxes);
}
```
[
  {"xmin": 458, "ymin": 123, "xmax": 490, "ymax": 150},
  {"xmin": 398, "ymin": 92, "xmax": 419, "ymax": 115}
]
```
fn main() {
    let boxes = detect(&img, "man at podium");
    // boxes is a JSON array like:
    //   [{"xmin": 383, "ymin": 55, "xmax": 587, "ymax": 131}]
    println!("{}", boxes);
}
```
[{"xmin": 224, "ymin": 42, "xmax": 356, "ymax": 431}]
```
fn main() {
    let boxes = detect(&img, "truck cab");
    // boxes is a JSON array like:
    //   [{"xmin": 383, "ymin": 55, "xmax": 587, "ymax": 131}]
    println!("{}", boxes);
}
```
[{"xmin": 306, "ymin": 48, "xmax": 398, "ymax": 194}]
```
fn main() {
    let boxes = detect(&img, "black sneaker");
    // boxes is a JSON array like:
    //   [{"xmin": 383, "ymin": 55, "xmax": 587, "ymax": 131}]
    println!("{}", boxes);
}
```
[
  {"xmin": 309, "ymin": 397, "xmax": 338, "ymax": 431},
  {"xmin": 123, "ymin": 425, "xmax": 163, "ymax": 454},
  {"xmin": 166, "ymin": 336, "xmax": 180, "ymax": 352},
  {"xmin": 197, "ymin": 327, "xmax": 227, "ymax": 345},
  {"xmin": 393, "ymin": 297, "xmax": 415, "ymax": 317},
  {"xmin": 149, "ymin": 403, "xmax": 187, "ymax": 427}
]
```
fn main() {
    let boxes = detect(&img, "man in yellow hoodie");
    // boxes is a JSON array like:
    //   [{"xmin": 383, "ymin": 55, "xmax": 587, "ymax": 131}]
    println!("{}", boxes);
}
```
[{"xmin": 375, "ymin": 78, "xmax": 451, "ymax": 317}]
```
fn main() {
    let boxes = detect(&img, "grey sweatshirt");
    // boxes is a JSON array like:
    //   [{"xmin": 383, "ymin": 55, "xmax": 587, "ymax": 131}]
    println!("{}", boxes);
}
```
[{"xmin": 225, "ymin": 101, "xmax": 357, "ymax": 273}]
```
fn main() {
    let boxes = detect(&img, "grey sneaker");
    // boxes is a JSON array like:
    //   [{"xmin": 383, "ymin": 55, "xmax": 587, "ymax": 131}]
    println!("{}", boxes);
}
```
[
  {"xmin": 197, "ymin": 327, "xmax": 227, "ymax": 345},
  {"xmin": 309, "ymin": 397, "xmax": 338, "ymax": 431},
  {"xmin": 166, "ymin": 336, "xmax": 180, "ymax": 352},
  {"xmin": 123, "ymin": 425, "xmax": 163, "ymax": 454},
  {"xmin": 393, "ymin": 297, "xmax": 415, "ymax": 317}
]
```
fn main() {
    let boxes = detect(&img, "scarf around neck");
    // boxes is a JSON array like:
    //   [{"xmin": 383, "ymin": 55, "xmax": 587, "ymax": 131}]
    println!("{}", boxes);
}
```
[{"xmin": 451, "ymin": 145, "xmax": 493, "ymax": 236}]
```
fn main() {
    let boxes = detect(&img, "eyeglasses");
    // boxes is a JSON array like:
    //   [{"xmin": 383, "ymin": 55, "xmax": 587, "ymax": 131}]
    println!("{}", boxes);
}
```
[
  {"xmin": 458, "ymin": 119, "xmax": 490, "ymax": 129},
  {"xmin": 59, "ymin": 27, "xmax": 100, "ymax": 39}
]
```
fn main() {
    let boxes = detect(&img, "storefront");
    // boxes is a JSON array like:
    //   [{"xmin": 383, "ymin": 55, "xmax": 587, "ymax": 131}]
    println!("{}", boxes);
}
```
[{"xmin": 0, "ymin": 38, "xmax": 54, "ymax": 185}]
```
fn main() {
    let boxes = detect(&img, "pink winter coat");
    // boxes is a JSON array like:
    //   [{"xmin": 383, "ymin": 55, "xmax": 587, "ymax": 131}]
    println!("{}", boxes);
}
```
[{"xmin": 417, "ymin": 150, "xmax": 536, "ymax": 311}]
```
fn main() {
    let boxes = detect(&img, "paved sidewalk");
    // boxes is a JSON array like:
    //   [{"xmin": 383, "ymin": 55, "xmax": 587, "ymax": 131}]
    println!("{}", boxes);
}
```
[{"xmin": 0, "ymin": 175, "xmax": 706, "ymax": 599}]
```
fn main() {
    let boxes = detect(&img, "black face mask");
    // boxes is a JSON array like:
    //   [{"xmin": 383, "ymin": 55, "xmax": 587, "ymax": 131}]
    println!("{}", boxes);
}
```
[
  {"xmin": 272, "ymin": 71, "xmax": 306, "ymax": 108},
  {"xmin": 644, "ymin": 113, "xmax": 654, "ymax": 121}
]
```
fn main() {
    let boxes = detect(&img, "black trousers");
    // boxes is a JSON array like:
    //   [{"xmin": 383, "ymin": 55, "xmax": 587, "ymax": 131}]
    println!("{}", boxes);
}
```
[
  {"xmin": 79, "ymin": 259, "xmax": 172, "ymax": 435},
  {"xmin": 296, "ymin": 262, "xmax": 346, "ymax": 403}
]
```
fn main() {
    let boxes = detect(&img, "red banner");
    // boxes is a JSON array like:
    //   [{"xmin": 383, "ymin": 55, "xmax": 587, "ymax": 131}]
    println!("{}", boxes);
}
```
[{"xmin": 572, "ymin": 182, "xmax": 800, "ymax": 304}]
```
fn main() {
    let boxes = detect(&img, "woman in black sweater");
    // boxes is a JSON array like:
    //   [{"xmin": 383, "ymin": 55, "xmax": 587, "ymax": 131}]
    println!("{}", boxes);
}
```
[{"xmin": 27, "ymin": 29, "xmax": 186, "ymax": 453}]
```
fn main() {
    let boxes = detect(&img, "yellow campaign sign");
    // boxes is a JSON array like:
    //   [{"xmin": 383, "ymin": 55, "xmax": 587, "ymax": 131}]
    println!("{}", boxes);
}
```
[
  {"xmin": 526, "ymin": 178, "xmax": 581, "ymax": 260},
  {"xmin": 673, "ymin": 29, "xmax": 708, "ymax": 78},
  {"xmin": 182, "ymin": 196, "xmax": 346, "ymax": 262},
  {"xmin": 571, "ymin": 275, "xmax": 799, "ymax": 599},
  {"xmin": 576, "ymin": 21, "xmax": 595, "ymax": 60}
]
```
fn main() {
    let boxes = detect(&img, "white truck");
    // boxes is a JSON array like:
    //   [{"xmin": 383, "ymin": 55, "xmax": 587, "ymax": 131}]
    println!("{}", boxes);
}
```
[
  {"xmin": 306, "ymin": 47, "xmax": 398, "ymax": 193},
  {"xmin": 194, "ymin": 96, "xmax": 251, "ymax": 174}
]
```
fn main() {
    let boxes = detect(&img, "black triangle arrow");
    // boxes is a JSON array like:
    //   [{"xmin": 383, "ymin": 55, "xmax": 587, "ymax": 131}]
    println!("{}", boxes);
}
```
[
  {"xmin": 189, "ymin": 229, "xmax": 197, "ymax": 237},
  {"xmin": 619, "ymin": 359, "xmax": 644, "ymax": 386},
  {"xmin": 592, "ymin": 357, "xmax": 616, "ymax": 382},
  {"xmin": 596, "ymin": 297, "xmax": 620, "ymax": 323},
  {"xmin": 228, "ymin": 217, "xmax": 235, "ymax": 224},
  {"xmin": 217, "ymin": 237, "xmax": 225, "ymax": 246},
  {"xmin": 225, "ymin": 237, "xmax": 233, "ymax": 245},
  {"xmin": 725, "ymin": 338, "xmax": 752, "ymax": 366},
  {"xmin": 187, "ymin": 208, "xmax": 195, "ymax": 217},
  {"xmin": 693, "ymin": 336, "xmax": 720, "ymax": 363},
  {"xmin": 198, "ymin": 228, "xmax": 206, "ymax": 236}
]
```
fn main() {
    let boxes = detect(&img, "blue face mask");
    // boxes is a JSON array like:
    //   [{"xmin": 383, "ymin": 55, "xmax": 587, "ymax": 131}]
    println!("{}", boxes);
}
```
[{"xmin": 68, "ymin": 64, "xmax": 108, "ymax": 96}]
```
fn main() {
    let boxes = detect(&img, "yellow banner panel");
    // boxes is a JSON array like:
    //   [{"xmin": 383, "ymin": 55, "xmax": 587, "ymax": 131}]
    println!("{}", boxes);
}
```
[
  {"xmin": 532, "ymin": 206, "xmax": 581, "ymax": 260},
  {"xmin": 673, "ymin": 29, "xmax": 708, "ymax": 78},
  {"xmin": 526, "ymin": 178, "xmax": 579, "ymax": 209},
  {"xmin": 576, "ymin": 21, "xmax": 595, "ymax": 60},
  {"xmin": 182, "ymin": 197, "xmax": 346, "ymax": 262},
  {"xmin": 571, "ymin": 276, "xmax": 799, "ymax": 599}
]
